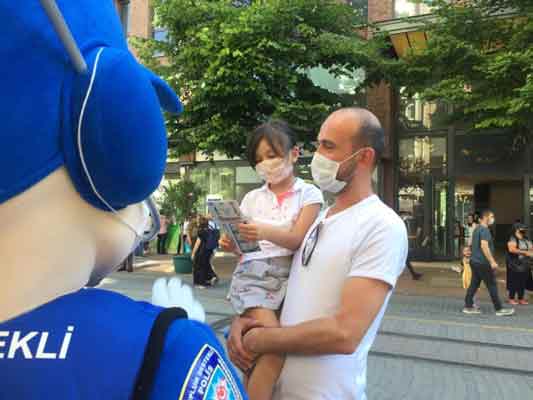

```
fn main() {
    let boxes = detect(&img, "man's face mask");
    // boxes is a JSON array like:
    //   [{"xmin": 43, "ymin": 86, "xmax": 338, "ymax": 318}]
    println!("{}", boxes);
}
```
[{"xmin": 310, "ymin": 149, "xmax": 364, "ymax": 193}]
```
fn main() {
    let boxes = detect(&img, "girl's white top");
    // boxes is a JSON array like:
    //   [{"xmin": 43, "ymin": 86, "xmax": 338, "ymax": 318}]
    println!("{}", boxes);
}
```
[{"xmin": 240, "ymin": 178, "xmax": 324, "ymax": 262}]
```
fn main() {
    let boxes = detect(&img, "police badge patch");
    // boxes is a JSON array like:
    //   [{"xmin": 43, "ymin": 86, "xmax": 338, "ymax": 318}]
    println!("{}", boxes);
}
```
[{"xmin": 179, "ymin": 344, "xmax": 243, "ymax": 400}]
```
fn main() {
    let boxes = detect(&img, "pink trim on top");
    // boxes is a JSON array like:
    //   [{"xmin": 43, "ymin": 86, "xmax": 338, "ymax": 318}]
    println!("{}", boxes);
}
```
[{"xmin": 276, "ymin": 190, "xmax": 295, "ymax": 206}]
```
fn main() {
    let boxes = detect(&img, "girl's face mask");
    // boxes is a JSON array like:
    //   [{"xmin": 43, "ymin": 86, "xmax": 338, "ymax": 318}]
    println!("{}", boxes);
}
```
[{"xmin": 255, "ymin": 157, "xmax": 293, "ymax": 185}]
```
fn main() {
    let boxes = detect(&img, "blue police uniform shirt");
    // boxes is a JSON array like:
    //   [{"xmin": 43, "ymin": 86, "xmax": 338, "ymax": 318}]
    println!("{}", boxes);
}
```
[{"xmin": 0, "ymin": 288, "xmax": 246, "ymax": 399}]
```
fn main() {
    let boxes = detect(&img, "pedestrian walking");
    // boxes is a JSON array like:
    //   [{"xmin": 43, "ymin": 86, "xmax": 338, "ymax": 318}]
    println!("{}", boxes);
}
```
[
  {"xmin": 191, "ymin": 215, "xmax": 219, "ymax": 288},
  {"xmin": 461, "ymin": 214, "xmax": 477, "ymax": 288},
  {"xmin": 182, "ymin": 217, "xmax": 190, "ymax": 254},
  {"xmin": 506, "ymin": 223, "xmax": 532, "ymax": 305},
  {"xmin": 156, "ymin": 213, "xmax": 168, "ymax": 254},
  {"xmin": 186, "ymin": 214, "xmax": 198, "ymax": 251},
  {"xmin": 463, "ymin": 210, "xmax": 514, "ymax": 316},
  {"xmin": 405, "ymin": 255, "xmax": 423, "ymax": 280},
  {"xmin": 400, "ymin": 214, "xmax": 423, "ymax": 280}
]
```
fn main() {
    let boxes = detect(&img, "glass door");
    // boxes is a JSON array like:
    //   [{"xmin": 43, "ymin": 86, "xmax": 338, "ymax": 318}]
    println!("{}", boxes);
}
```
[{"xmin": 432, "ymin": 180, "xmax": 450, "ymax": 258}]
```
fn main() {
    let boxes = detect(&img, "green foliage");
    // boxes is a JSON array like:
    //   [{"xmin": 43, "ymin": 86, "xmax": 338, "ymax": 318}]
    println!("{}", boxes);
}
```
[
  {"xmin": 157, "ymin": 180, "xmax": 204, "ymax": 226},
  {"xmin": 134, "ymin": 0, "xmax": 383, "ymax": 158},
  {"xmin": 379, "ymin": 0, "xmax": 533, "ymax": 138}
]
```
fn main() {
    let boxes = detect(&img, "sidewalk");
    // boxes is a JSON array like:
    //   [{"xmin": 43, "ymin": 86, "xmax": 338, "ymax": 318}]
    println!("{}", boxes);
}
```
[
  {"xmin": 132, "ymin": 253, "xmax": 529, "ymax": 302},
  {"xmin": 105, "ymin": 253, "xmax": 533, "ymax": 400}
]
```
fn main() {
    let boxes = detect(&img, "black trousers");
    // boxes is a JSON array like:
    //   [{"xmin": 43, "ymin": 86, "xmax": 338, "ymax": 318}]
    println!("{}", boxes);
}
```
[
  {"xmin": 509, "ymin": 287, "xmax": 525, "ymax": 300},
  {"xmin": 465, "ymin": 262, "xmax": 503, "ymax": 310},
  {"xmin": 193, "ymin": 248, "xmax": 217, "ymax": 286},
  {"xmin": 157, "ymin": 233, "xmax": 167, "ymax": 254}
]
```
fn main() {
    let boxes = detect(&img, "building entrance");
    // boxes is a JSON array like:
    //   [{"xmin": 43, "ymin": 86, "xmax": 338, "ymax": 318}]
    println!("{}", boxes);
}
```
[{"xmin": 455, "ymin": 178, "xmax": 523, "ymax": 253}]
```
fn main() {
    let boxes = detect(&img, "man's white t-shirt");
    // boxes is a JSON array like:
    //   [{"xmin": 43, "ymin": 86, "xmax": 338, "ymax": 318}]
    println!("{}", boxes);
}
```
[{"xmin": 273, "ymin": 195, "xmax": 408, "ymax": 400}]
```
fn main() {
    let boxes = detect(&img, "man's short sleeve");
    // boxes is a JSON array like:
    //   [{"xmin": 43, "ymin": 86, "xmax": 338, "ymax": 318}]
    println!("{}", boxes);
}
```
[
  {"xmin": 480, "ymin": 227, "xmax": 492, "ymax": 242},
  {"xmin": 149, "ymin": 319, "xmax": 247, "ymax": 399},
  {"xmin": 301, "ymin": 183, "xmax": 324, "ymax": 207},
  {"xmin": 348, "ymin": 218, "xmax": 408, "ymax": 288}
]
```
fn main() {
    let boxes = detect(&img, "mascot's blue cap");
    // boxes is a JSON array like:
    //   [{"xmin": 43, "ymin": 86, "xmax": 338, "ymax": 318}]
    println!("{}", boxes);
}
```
[{"xmin": 0, "ymin": 0, "xmax": 183, "ymax": 210}]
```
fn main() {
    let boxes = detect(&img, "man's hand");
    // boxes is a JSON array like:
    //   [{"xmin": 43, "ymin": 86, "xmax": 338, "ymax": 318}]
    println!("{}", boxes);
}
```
[
  {"xmin": 238, "ymin": 222, "xmax": 265, "ymax": 242},
  {"xmin": 490, "ymin": 261, "xmax": 499, "ymax": 270},
  {"xmin": 243, "ymin": 327, "xmax": 266, "ymax": 354},
  {"xmin": 227, "ymin": 317, "xmax": 262, "ymax": 372}
]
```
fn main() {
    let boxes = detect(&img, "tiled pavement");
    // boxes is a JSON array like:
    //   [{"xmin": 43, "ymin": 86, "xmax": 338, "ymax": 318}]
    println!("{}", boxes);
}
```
[{"xmin": 99, "ymin": 257, "xmax": 533, "ymax": 400}]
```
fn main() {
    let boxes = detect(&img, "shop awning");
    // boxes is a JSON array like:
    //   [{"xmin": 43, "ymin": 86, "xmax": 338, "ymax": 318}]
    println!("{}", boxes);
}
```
[
  {"xmin": 374, "ymin": 14, "xmax": 432, "ymax": 58},
  {"xmin": 375, "ymin": 9, "xmax": 519, "ymax": 59}
]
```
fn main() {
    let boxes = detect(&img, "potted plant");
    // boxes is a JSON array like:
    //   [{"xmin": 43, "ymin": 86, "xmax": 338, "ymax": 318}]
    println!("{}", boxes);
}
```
[{"xmin": 158, "ymin": 179, "xmax": 204, "ymax": 274}]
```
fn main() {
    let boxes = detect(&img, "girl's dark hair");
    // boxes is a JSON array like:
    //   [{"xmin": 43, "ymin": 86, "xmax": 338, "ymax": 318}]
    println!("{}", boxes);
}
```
[{"xmin": 247, "ymin": 120, "xmax": 296, "ymax": 167}]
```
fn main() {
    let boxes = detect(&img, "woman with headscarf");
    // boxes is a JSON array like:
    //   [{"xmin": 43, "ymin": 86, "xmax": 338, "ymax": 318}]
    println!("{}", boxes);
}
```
[
  {"xmin": 506, "ymin": 223, "xmax": 533, "ymax": 305},
  {"xmin": 191, "ymin": 215, "xmax": 218, "ymax": 288}
]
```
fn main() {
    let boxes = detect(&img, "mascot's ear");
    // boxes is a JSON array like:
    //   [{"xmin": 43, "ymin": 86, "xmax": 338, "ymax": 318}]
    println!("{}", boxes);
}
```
[
  {"xmin": 62, "ymin": 47, "xmax": 183, "ymax": 211},
  {"xmin": 143, "ymin": 67, "xmax": 184, "ymax": 115}
]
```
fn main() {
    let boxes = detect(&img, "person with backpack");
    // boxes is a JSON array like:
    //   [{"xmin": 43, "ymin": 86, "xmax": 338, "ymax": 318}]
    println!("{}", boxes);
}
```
[{"xmin": 191, "ymin": 215, "xmax": 219, "ymax": 288}]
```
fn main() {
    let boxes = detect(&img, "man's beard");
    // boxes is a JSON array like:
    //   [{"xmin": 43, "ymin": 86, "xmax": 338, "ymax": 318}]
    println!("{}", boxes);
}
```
[{"xmin": 334, "ymin": 160, "xmax": 358, "ymax": 196}]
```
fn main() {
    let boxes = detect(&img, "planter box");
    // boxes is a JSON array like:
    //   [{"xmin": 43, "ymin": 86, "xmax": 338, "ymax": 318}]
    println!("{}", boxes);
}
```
[{"xmin": 173, "ymin": 255, "xmax": 192, "ymax": 274}]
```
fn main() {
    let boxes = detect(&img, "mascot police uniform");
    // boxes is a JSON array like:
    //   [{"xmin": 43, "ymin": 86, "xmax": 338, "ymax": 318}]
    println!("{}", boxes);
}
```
[{"xmin": 0, "ymin": 1, "xmax": 246, "ymax": 399}]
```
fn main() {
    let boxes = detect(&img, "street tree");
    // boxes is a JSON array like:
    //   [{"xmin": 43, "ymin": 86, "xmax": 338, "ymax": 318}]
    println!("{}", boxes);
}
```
[
  {"xmin": 380, "ymin": 0, "xmax": 533, "ymax": 145},
  {"xmin": 134, "ymin": 0, "xmax": 385, "ymax": 158}
]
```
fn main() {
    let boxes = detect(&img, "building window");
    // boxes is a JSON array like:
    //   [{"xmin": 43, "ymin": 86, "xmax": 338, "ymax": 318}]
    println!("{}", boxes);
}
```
[
  {"xmin": 153, "ymin": 28, "xmax": 168, "ymax": 42},
  {"xmin": 399, "ymin": 89, "xmax": 451, "ymax": 132},
  {"xmin": 153, "ymin": 28, "xmax": 169, "ymax": 57},
  {"xmin": 347, "ymin": 0, "xmax": 368, "ymax": 20},
  {"xmin": 394, "ymin": 0, "xmax": 431, "ymax": 18},
  {"xmin": 399, "ymin": 136, "xmax": 447, "ymax": 177},
  {"xmin": 190, "ymin": 166, "xmax": 237, "ymax": 213},
  {"xmin": 232, "ymin": 0, "xmax": 252, "ymax": 7}
]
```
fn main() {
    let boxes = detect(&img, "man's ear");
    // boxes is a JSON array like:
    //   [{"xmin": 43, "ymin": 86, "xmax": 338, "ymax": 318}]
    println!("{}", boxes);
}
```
[{"xmin": 362, "ymin": 147, "xmax": 376, "ymax": 169}]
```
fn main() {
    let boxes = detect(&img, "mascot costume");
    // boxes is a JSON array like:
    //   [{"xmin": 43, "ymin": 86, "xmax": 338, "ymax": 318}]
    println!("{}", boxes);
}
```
[{"xmin": 0, "ymin": 1, "xmax": 246, "ymax": 399}]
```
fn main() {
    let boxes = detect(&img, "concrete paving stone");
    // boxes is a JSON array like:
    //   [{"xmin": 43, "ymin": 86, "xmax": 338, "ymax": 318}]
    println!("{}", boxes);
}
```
[
  {"xmin": 367, "ymin": 356, "xmax": 533, "ymax": 400},
  {"xmin": 99, "ymin": 261, "xmax": 533, "ymax": 399}
]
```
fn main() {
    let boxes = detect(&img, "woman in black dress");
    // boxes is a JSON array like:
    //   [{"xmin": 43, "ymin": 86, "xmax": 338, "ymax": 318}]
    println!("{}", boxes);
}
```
[
  {"xmin": 506, "ymin": 223, "xmax": 533, "ymax": 305},
  {"xmin": 191, "ymin": 216, "xmax": 218, "ymax": 288}
]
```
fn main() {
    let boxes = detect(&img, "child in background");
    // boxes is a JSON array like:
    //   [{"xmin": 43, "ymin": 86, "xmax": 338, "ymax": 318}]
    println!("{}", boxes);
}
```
[{"xmin": 220, "ymin": 120, "xmax": 323, "ymax": 400}]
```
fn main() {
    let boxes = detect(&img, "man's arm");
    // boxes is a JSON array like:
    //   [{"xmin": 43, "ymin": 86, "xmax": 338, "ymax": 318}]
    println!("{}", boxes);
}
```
[
  {"xmin": 480, "ymin": 240, "xmax": 498, "ymax": 267},
  {"xmin": 243, "ymin": 277, "xmax": 390, "ymax": 355}
]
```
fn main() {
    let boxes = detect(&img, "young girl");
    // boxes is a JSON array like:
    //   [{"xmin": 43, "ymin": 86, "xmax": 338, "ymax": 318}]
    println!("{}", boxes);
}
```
[{"xmin": 220, "ymin": 120, "xmax": 323, "ymax": 400}]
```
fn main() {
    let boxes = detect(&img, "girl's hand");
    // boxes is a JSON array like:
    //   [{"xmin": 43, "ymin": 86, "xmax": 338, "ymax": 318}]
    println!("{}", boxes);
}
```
[
  {"xmin": 238, "ymin": 222, "xmax": 265, "ymax": 242},
  {"xmin": 219, "ymin": 233, "xmax": 239, "ymax": 254}
]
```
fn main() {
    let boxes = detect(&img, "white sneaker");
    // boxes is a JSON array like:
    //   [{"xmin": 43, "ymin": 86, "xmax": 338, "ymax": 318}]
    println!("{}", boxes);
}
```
[
  {"xmin": 462, "ymin": 307, "xmax": 482, "ymax": 315},
  {"xmin": 495, "ymin": 308, "xmax": 515, "ymax": 316}
]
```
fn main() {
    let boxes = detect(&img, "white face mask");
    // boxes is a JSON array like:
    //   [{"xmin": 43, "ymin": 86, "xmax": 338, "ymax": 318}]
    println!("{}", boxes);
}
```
[
  {"xmin": 255, "ymin": 157, "xmax": 293, "ymax": 185},
  {"xmin": 311, "ymin": 149, "xmax": 363, "ymax": 193}
]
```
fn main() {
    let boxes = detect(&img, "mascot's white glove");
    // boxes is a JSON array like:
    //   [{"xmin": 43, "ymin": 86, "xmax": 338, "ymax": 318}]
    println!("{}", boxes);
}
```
[{"xmin": 151, "ymin": 277, "xmax": 206, "ymax": 322}]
